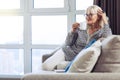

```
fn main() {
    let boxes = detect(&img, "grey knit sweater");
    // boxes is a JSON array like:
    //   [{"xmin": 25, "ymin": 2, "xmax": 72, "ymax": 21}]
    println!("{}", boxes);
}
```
[
  {"xmin": 62, "ymin": 28, "xmax": 88, "ymax": 61},
  {"xmin": 62, "ymin": 24, "xmax": 112, "ymax": 61}
]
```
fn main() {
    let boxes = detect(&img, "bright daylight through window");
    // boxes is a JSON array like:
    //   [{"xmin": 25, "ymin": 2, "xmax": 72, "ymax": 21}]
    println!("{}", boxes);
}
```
[
  {"xmin": 0, "ymin": 0, "xmax": 93, "ymax": 77},
  {"xmin": 34, "ymin": 0, "xmax": 64, "ymax": 8},
  {"xmin": 0, "ymin": 0, "xmax": 20, "ymax": 9}
]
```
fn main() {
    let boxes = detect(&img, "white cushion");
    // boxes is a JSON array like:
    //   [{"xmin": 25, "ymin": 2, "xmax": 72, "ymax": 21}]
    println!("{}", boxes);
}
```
[
  {"xmin": 67, "ymin": 40, "xmax": 101, "ymax": 73},
  {"xmin": 42, "ymin": 48, "xmax": 65, "ymax": 71}
]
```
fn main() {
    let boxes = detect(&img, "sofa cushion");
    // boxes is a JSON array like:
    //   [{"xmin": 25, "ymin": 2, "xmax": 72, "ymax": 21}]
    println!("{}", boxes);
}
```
[
  {"xmin": 22, "ymin": 73, "xmax": 120, "ymax": 80},
  {"xmin": 67, "ymin": 40, "xmax": 101, "ymax": 73},
  {"xmin": 93, "ymin": 35, "xmax": 120, "ymax": 72},
  {"xmin": 57, "ymin": 61, "xmax": 70, "ymax": 70}
]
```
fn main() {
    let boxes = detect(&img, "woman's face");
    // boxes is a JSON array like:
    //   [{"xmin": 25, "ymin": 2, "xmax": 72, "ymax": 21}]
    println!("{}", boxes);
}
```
[{"xmin": 86, "ymin": 13, "xmax": 98, "ymax": 25}]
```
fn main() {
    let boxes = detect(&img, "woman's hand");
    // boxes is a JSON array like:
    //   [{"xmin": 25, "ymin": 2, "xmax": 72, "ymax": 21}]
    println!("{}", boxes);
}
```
[
  {"xmin": 97, "ymin": 9, "xmax": 108, "ymax": 25},
  {"xmin": 72, "ymin": 23, "xmax": 80, "ymax": 32}
]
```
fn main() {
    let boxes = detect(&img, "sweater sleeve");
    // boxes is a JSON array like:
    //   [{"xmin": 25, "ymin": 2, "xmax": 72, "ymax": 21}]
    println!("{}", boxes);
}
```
[
  {"xmin": 65, "ymin": 32, "xmax": 77, "ymax": 46},
  {"xmin": 101, "ymin": 24, "xmax": 112, "ymax": 38}
]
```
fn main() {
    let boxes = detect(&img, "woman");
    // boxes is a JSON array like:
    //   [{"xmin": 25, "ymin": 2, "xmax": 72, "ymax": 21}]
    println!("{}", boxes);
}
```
[
  {"xmin": 85, "ymin": 5, "xmax": 112, "ymax": 44},
  {"xmin": 65, "ymin": 5, "xmax": 112, "ymax": 72}
]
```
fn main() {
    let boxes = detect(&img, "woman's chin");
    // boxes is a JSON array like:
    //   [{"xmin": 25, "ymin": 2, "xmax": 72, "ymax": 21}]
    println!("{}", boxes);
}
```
[{"xmin": 87, "ymin": 22, "xmax": 92, "ymax": 25}]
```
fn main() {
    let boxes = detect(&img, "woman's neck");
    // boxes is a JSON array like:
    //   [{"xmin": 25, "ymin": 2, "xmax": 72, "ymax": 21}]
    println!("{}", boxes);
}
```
[
  {"xmin": 90, "ymin": 22, "xmax": 99, "ymax": 28},
  {"xmin": 88, "ymin": 22, "xmax": 101, "ymax": 35}
]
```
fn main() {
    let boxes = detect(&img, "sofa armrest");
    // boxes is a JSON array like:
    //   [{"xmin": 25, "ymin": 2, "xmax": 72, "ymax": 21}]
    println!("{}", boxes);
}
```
[{"xmin": 42, "ymin": 53, "xmax": 54, "ymax": 63}]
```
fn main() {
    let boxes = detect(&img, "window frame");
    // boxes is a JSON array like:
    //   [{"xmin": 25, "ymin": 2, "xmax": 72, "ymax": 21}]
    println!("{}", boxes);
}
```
[{"xmin": 29, "ymin": 0, "xmax": 69, "ymax": 13}]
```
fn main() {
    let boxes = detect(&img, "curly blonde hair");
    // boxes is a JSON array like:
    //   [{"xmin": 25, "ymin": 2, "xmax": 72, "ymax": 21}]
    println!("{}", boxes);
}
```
[{"xmin": 86, "ymin": 5, "xmax": 106, "ymax": 31}]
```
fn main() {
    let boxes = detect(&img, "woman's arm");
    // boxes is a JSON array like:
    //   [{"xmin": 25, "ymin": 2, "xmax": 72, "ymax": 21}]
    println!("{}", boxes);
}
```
[
  {"xmin": 102, "ymin": 24, "xmax": 112, "ymax": 38},
  {"xmin": 65, "ymin": 31, "xmax": 78, "ymax": 46}
]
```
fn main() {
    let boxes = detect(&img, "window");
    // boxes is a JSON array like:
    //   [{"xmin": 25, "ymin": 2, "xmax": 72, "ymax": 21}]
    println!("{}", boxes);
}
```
[
  {"xmin": 0, "ymin": 49, "xmax": 24, "ymax": 75},
  {"xmin": 76, "ymin": 15, "xmax": 86, "ymax": 22},
  {"xmin": 0, "ymin": 16, "xmax": 23, "ymax": 44},
  {"xmin": 76, "ymin": 0, "xmax": 93, "ymax": 30},
  {"xmin": 0, "ymin": 0, "xmax": 20, "ymax": 9},
  {"xmin": 76, "ymin": 0, "xmax": 93, "ymax": 10},
  {"xmin": 32, "ymin": 15, "xmax": 67, "ymax": 45},
  {"xmin": 34, "ymin": 0, "xmax": 64, "ymax": 8},
  {"xmin": 0, "ymin": 0, "xmax": 93, "ymax": 78}
]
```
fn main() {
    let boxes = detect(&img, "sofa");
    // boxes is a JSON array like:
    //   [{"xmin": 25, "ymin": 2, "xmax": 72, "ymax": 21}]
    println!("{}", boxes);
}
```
[{"xmin": 21, "ymin": 35, "xmax": 120, "ymax": 80}]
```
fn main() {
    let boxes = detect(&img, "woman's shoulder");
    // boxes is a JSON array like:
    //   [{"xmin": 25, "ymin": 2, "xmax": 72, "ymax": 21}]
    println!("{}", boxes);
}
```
[
  {"xmin": 102, "ymin": 24, "xmax": 111, "ymax": 29},
  {"xmin": 101, "ymin": 24, "xmax": 112, "ymax": 36},
  {"xmin": 102, "ymin": 24, "xmax": 112, "ymax": 31}
]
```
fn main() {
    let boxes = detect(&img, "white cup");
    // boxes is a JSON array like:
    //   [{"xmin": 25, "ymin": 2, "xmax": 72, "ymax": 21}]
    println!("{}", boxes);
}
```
[{"xmin": 79, "ymin": 22, "xmax": 87, "ymax": 30}]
